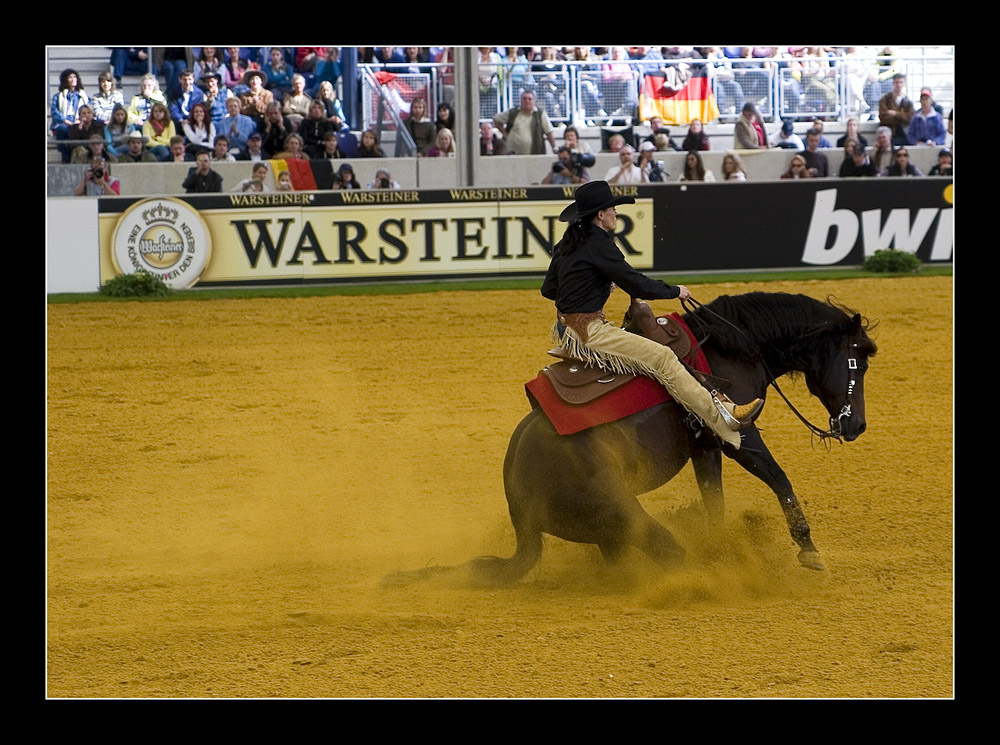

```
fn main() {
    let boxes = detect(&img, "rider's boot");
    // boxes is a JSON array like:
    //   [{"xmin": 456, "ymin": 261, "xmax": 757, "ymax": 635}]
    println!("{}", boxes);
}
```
[{"xmin": 713, "ymin": 394, "xmax": 765, "ymax": 431}]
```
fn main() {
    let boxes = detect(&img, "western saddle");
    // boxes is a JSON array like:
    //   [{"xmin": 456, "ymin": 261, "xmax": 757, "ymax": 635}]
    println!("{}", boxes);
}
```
[{"xmin": 541, "ymin": 298, "xmax": 726, "ymax": 406}]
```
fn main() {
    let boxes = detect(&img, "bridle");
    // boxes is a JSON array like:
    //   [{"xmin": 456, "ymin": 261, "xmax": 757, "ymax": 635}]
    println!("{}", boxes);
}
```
[
  {"xmin": 827, "ymin": 342, "xmax": 865, "ymax": 440},
  {"xmin": 680, "ymin": 296, "xmax": 863, "ymax": 444}
]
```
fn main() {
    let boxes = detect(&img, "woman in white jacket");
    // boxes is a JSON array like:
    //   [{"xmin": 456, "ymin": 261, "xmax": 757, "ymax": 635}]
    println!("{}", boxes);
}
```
[
  {"xmin": 182, "ymin": 103, "xmax": 216, "ymax": 156},
  {"xmin": 679, "ymin": 150, "xmax": 716, "ymax": 182}
]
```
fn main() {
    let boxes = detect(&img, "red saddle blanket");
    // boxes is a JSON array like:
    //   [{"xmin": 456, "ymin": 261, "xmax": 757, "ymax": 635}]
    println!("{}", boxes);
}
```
[{"xmin": 525, "ymin": 313, "xmax": 710, "ymax": 436}]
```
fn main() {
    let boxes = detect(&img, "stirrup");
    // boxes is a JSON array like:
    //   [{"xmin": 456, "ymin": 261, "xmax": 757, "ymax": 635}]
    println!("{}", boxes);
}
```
[{"xmin": 712, "ymin": 392, "xmax": 764, "ymax": 431}]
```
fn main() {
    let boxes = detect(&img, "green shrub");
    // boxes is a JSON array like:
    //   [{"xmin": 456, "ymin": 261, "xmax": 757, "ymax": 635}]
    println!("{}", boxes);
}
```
[
  {"xmin": 862, "ymin": 249, "xmax": 922, "ymax": 274},
  {"xmin": 100, "ymin": 270, "xmax": 173, "ymax": 298}
]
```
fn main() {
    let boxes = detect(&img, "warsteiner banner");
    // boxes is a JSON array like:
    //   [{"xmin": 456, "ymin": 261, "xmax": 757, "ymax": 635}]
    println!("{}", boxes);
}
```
[
  {"xmin": 97, "ymin": 179, "xmax": 951, "ymax": 289},
  {"xmin": 98, "ymin": 186, "xmax": 654, "ymax": 289},
  {"xmin": 107, "ymin": 198, "xmax": 213, "ymax": 289}
]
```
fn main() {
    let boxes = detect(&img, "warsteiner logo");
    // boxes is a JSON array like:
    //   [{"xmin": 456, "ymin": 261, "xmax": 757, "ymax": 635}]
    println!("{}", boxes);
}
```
[{"xmin": 111, "ymin": 198, "xmax": 212, "ymax": 289}]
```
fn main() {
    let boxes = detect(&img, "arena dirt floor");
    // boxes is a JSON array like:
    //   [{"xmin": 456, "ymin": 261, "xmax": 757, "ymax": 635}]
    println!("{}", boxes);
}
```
[{"xmin": 45, "ymin": 275, "xmax": 953, "ymax": 699}]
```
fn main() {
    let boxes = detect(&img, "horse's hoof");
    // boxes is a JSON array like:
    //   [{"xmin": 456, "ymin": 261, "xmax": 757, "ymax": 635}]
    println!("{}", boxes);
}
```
[{"xmin": 797, "ymin": 550, "xmax": 825, "ymax": 571}]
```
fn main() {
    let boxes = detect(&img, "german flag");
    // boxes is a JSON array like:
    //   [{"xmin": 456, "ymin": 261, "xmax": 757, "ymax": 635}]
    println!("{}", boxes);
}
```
[
  {"xmin": 638, "ymin": 69, "xmax": 720, "ymax": 126},
  {"xmin": 268, "ymin": 158, "xmax": 336, "ymax": 190}
]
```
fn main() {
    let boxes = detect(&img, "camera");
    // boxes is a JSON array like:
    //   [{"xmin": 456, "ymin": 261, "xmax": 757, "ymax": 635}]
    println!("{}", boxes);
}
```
[
  {"xmin": 92, "ymin": 167, "xmax": 104, "ymax": 180},
  {"xmin": 646, "ymin": 159, "xmax": 670, "ymax": 183},
  {"xmin": 378, "ymin": 177, "xmax": 390, "ymax": 188},
  {"xmin": 553, "ymin": 151, "xmax": 596, "ymax": 174}
]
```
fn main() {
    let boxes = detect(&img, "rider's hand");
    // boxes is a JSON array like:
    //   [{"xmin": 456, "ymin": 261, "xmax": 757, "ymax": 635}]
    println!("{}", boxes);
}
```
[{"xmin": 676, "ymin": 284, "xmax": 691, "ymax": 300}]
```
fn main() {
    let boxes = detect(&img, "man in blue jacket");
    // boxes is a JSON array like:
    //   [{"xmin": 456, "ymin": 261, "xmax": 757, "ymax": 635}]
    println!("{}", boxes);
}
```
[
  {"xmin": 908, "ymin": 92, "xmax": 947, "ymax": 146},
  {"xmin": 168, "ymin": 70, "xmax": 205, "ymax": 126}
]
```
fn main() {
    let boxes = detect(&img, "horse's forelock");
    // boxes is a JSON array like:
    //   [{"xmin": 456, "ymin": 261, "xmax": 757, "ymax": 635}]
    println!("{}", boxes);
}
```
[{"xmin": 826, "ymin": 295, "xmax": 878, "ymax": 357}]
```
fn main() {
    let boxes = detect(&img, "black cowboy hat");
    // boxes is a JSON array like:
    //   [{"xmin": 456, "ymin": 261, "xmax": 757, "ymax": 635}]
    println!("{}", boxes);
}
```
[
  {"xmin": 197, "ymin": 72, "xmax": 223, "ymax": 92},
  {"xmin": 558, "ymin": 180, "xmax": 636, "ymax": 222},
  {"xmin": 241, "ymin": 68, "xmax": 268, "ymax": 88}
]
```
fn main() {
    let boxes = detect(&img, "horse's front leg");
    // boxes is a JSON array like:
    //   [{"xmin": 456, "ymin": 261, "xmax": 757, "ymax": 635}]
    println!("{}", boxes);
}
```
[{"xmin": 724, "ymin": 428, "xmax": 824, "ymax": 570}]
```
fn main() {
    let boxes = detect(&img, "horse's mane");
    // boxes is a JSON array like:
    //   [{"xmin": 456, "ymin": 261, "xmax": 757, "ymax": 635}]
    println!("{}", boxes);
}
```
[{"xmin": 684, "ymin": 292, "xmax": 878, "ymax": 373}]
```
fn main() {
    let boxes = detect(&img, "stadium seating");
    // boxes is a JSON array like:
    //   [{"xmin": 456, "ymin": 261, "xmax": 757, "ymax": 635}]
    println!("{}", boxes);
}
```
[{"xmin": 46, "ymin": 47, "xmax": 954, "ymax": 187}]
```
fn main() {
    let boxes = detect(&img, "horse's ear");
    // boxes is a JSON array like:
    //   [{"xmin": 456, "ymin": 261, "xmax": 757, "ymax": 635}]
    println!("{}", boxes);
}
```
[{"xmin": 850, "ymin": 313, "xmax": 862, "ymax": 331}]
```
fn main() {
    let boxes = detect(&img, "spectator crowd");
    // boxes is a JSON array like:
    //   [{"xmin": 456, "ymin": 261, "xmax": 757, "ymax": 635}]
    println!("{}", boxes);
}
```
[{"xmin": 51, "ymin": 46, "xmax": 953, "ymax": 194}]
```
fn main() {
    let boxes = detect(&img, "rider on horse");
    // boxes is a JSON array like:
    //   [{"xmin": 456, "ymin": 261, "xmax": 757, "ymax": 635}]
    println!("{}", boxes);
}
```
[{"xmin": 541, "ymin": 180, "xmax": 764, "ymax": 449}]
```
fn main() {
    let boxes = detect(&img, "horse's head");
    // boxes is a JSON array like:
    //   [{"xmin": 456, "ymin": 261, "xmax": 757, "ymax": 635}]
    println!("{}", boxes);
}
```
[
  {"xmin": 804, "ymin": 312, "xmax": 877, "ymax": 442},
  {"xmin": 689, "ymin": 292, "xmax": 879, "ymax": 442}
]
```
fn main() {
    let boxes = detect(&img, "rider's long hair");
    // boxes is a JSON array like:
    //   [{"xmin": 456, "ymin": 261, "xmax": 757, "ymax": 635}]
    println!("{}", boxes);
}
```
[{"xmin": 553, "ymin": 216, "xmax": 596, "ymax": 258}]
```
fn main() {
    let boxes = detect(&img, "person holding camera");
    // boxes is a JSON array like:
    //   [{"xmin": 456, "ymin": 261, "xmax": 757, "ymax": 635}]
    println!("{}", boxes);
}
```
[
  {"xmin": 368, "ymin": 168, "xmax": 401, "ymax": 189},
  {"xmin": 637, "ymin": 141, "xmax": 668, "ymax": 182},
  {"xmin": 182, "ymin": 151, "xmax": 224, "ymax": 193},
  {"xmin": 232, "ymin": 162, "xmax": 271, "ymax": 192},
  {"xmin": 541, "ymin": 145, "xmax": 592, "ymax": 185},
  {"xmin": 73, "ymin": 156, "xmax": 120, "ymax": 196}
]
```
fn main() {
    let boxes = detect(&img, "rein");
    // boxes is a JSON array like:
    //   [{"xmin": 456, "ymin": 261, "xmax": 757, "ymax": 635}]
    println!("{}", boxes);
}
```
[{"xmin": 680, "ymin": 296, "xmax": 850, "ymax": 443}]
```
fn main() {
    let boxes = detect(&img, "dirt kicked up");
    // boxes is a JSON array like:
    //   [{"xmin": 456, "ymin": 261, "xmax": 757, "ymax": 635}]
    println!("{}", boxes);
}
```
[{"xmin": 46, "ymin": 275, "xmax": 953, "ymax": 698}]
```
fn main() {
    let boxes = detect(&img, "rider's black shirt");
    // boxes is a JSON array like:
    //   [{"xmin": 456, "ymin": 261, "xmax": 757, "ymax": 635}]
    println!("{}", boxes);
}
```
[{"xmin": 540, "ymin": 223, "xmax": 680, "ymax": 314}]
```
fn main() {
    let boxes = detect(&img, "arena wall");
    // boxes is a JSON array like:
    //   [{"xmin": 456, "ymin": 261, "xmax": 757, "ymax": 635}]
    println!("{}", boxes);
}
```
[
  {"xmin": 48, "ymin": 198, "xmax": 100, "ymax": 293},
  {"xmin": 47, "ymin": 176, "xmax": 952, "ymax": 294}
]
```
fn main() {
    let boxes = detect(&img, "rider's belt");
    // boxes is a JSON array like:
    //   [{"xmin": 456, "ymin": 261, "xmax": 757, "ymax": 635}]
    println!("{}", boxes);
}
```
[{"xmin": 558, "ymin": 310, "xmax": 606, "ymax": 344}]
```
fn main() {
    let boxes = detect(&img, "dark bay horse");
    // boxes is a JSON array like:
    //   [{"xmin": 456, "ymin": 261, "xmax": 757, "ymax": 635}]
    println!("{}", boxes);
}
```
[{"xmin": 384, "ymin": 291, "xmax": 877, "ymax": 587}]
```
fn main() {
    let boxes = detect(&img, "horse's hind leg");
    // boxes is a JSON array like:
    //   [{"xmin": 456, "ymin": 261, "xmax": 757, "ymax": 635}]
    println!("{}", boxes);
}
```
[
  {"xmin": 466, "ymin": 516, "xmax": 543, "ymax": 586},
  {"xmin": 601, "ymin": 499, "xmax": 685, "ymax": 571},
  {"xmin": 380, "ymin": 516, "xmax": 543, "ymax": 589},
  {"xmin": 632, "ymin": 511, "xmax": 686, "ymax": 570},
  {"xmin": 691, "ymin": 447, "xmax": 725, "ymax": 527}
]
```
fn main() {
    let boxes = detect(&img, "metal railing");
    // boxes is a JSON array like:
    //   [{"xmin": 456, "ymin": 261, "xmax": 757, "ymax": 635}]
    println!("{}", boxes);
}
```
[
  {"xmin": 360, "ymin": 66, "xmax": 430, "ymax": 155},
  {"xmin": 361, "ymin": 51, "xmax": 953, "ymax": 129}
]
